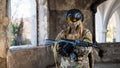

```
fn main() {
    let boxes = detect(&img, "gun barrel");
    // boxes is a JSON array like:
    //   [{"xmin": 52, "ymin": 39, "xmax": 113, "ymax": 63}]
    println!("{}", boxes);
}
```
[
  {"xmin": 45, "ymin": 39, "xmax": 56, "ymax": 45},
  {"xmin": 75, "ymin": 40, "xmax": 98, "ymax": 48}
]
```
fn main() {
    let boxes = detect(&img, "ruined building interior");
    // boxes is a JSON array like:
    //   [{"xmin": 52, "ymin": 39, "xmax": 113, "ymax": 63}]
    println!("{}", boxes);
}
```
[{"xmin": 0, "ymin": 0, "xmax": 120, "ymax": 68}]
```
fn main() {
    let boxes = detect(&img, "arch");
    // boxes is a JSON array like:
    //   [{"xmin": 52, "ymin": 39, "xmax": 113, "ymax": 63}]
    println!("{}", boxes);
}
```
[
  {"xmin": 95, "ymin": 0, "xmax": 120, "ymax": 42},
  {"xmin": 114, "ymin": 10, "xmax": 120, "ymax": 42},
  {"xmin": 104, "ymin": 0, "xmax": 120, "ymax": 28}
]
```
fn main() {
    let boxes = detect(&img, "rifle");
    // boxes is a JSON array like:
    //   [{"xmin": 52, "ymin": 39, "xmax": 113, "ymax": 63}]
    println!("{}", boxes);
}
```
[
  {"xmin": 45, "ymin": 38, "xmax": 98, "ymax": 48},
  {"xmin": 45, "ymin": 38, "xmax": 98, "ymax": 60}
]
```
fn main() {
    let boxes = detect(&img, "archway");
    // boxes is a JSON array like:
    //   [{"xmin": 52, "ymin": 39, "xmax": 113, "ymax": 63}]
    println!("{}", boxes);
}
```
[{"xmin": 95, "ymin": 0, "xmax": 120, "ymax": 43}]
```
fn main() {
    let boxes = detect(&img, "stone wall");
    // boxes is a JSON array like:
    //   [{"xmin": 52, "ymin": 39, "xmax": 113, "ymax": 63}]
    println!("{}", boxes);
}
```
[
  {"xmin": 6, "ymin": 43, "xmax": 120, "ymax": 68},
  {"xmin": 7, "ymin": 46, "xmax": 54, "ymax": 68},
  {"xmin": 48, "ymin": 0, "xmax": 120, "ymax": 64},
  {"xmin": 48, "ymin": 0, "xmax": 95, "ymax": 39},
  {"xmin": 0, "ymin": 0, "xmax": 8, "ymax": 68},
  {"xmin": 0, "ymin": 0, "xmax": 120, "ymax": 68},
  {"xmin": 96, "ymin": 43, "xmax": 120, "ymax": 63}
]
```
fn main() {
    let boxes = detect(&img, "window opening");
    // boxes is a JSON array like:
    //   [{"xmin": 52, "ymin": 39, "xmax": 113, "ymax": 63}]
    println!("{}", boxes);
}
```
[
  {"xmin": 10, "ymin": 0, "xmax": 37, "ymax": 46},
  {"xmin": 106, "ymin": 13, "xmax": 116, "ymax": 42}
]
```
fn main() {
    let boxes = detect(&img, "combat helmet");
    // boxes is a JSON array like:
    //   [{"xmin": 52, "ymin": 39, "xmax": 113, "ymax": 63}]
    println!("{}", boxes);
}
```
[{"xmin": 66, "ymin": 9, "xmax": 84, "ymax": 23}]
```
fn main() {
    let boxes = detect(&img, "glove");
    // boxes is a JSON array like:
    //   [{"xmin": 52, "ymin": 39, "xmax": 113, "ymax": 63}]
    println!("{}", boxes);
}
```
[{"xmin": 58, "ymin": 42, "xmax": 74, "ymax": 57}]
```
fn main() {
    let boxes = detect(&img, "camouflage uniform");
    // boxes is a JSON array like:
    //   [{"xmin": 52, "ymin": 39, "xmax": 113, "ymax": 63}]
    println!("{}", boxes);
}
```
[{"xmin": 53, "ymin": 25, "xmax": 94, "ymax": 68}]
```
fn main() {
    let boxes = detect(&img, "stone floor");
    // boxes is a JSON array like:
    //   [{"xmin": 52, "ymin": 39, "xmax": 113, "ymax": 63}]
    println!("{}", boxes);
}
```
[
  {"xmin": 50, "ymin": 63, "xmax": 120, "ymax": 68},
  {"xmin": 94, "ymin": 63, "xmax": 120, "ymax": 68}
]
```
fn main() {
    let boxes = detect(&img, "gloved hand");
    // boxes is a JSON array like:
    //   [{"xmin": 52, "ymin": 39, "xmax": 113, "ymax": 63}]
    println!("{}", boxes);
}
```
[{"xmin": 57, "ymin": 42, "xmax": 74, "ymax": 57}]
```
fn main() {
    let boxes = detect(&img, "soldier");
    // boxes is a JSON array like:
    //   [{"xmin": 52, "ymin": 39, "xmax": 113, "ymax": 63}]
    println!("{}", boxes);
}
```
[{"xmin": 53, "ymin": 9, "xmax": 94, "ymax": 68}]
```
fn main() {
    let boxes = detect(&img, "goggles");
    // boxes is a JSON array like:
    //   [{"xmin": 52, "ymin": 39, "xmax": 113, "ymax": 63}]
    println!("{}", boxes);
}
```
[
  {"xmin": 67, "ymin": 17, "xmax": 80, "ymax": 23},
  {"xmin": 67, "ymin": 18, "xmax": 81, "ymax": 27}
]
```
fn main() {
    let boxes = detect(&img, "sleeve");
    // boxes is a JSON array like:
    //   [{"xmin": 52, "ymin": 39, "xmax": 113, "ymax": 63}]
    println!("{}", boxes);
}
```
[
  {"xmin": 74, "ymin": 29, "xmax": 94, "ymax": 68},
  {"xmin": 74, "ymin": 29, "xmax": 93, "ymax": 56},
  {"xmin": 53, "ymin": 30, "xmax": 65, "ymax": 68},
  {"xmin": 83, "ymin": 29, "xmax": 94, "ymax": 68},
  {"xmin": 82, "ymin": 29, "xmax": 93, "ymax": 55},
  {"xmin": 82, "ymin": 29, "xmax": 92, "ymax": 43}
]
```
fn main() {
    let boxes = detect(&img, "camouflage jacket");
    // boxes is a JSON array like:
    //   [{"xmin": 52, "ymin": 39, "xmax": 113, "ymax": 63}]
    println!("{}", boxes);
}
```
[{"xmin": 53, "ymin": 26, "xmax": 94, "ymax": 68}]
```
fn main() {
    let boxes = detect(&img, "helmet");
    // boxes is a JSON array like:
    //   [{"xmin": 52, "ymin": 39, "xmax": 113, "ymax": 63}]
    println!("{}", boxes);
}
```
[{"xmin": 66, "ymin": 9, "xmax": 84, "ymax": 23}]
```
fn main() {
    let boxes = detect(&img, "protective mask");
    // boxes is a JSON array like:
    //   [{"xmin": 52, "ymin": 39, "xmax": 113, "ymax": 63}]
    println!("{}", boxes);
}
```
[
  {"xmin": 68, "ymin": 18, "xmax": 81, "ymax": 28},
  {"xmin": 73, "ymin": 20, "xmax": 81, "ymax": 27},
  {"xmin": 73, "ymin": 20, "xmax": 80, "ymax": 27}
]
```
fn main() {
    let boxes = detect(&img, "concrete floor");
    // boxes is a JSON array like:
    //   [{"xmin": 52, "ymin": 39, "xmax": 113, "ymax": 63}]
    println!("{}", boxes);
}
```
[{"xmin": 94, "ymin": 63, "xmax": 120, "ymax": 68}]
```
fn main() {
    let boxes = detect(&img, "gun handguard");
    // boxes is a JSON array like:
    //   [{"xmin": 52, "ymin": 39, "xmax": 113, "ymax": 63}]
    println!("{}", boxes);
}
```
[
  {"xmin": 74, "ymin": 40, "xmax": 98, "ymax": 48},
  {"xmin": 45, "ymin": 39, "xmax": 98, "ymax": 48}
]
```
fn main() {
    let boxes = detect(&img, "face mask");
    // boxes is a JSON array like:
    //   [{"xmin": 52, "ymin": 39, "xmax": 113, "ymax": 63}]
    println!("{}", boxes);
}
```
[
  {"xmin": 67, "ymin": 17, "xmax": 82, "ymax": 26},
  {"xmin": 68, "ymin": 20, "xmax": 81, "ymax": 29},
  {"xmin": 73, "ymin": 20, "xmax": 80, "ymax": 27}
]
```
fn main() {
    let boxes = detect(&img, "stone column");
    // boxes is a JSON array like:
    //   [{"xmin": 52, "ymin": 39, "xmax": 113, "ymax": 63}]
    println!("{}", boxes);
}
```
[{"xmin": 0, "ymin": 0, "xmax": 9, "ymax": 68}]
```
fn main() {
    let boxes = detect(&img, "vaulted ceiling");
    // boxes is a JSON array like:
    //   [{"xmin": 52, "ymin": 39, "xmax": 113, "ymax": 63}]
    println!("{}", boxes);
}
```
[{"xmin": 97, "ymin": 0, "xmax": 120, "ymax": 27}]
